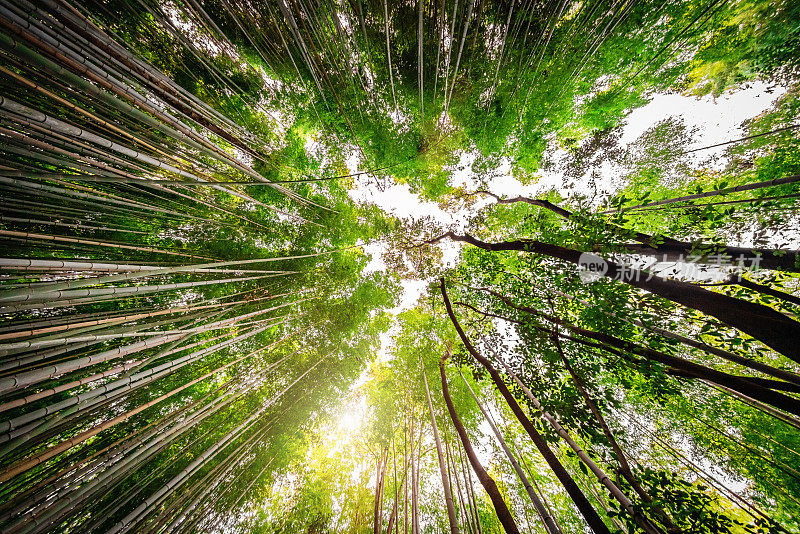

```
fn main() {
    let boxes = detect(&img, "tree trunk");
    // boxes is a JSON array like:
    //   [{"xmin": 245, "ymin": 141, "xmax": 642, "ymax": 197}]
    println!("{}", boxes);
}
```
[
  {"xmin": 438, "ymin": 357, "xmax": 520, "ymax": 534},
  {"xmin": 440, "ymin": 278, "xmax": 611, "ymax": 534},
  {"xmin": 404, "ymin": 414, "xmax": 409, "ymax": 534},
  {"xmin": 623, "ymin": 242, "xmax": 800, "ymax": 273},
  {"xmin": 731, "ymin": 276, "xmax": 800, "ymax": 307},
  {"xmin": 446, "ymin": 437, "xmax": 474, "ymax": 534},
  {"xmin": 392, "ymin": 439, "xmax": 399, "ymax": 534},
  {"xmin": 434, "ymin": 232, "xmax": 800, "ymax": 362},
  {"xmin": 414, "ymin": 422, "xmax": 423, "ymax": 534},
  {"xmin": 386, "ymin": 498, "xmax": 398, "ymax": 534},
  {"xmin": 411, "ymin": 423, "xmax": 419, "ymax": 534},
  {"xmin": 479, "ymin": 291, "xmax": 800, "ymax": 418},
  {"xmin": 470, "ymin": 190, "xmax": 800, "ymax": 272},
  {"xmin": 459, "ymin": 443, "xmax": 482, "ymax": 534},
  {"xmin": 521, "ymin": 280, "xmax": 800, "ymax": 387},
  {"xmin": 550, "ymin": 333, "xmax": 678, "ymax": 533},
  {"xmin": 455, "ymin": 367, "xmax": 563, "ymax": 534},
  {"xmin": 374, "ymin": 448, "xmax": 387, "ymax": 534},
  {"xmin": 422, "ymin": 362, "xmax": 460, "ymax": 534}
]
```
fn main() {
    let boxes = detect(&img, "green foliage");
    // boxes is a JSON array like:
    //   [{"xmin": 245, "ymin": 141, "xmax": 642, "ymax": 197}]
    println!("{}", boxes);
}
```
[{"xmin": 3, "ymin": 0, "xmax": 800, "ymax": 532}]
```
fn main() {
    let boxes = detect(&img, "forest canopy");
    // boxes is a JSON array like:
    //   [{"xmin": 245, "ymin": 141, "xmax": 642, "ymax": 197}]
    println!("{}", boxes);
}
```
[{"xmin": 0, "ymin": 0, "xmax": 799, "ymax": 533}]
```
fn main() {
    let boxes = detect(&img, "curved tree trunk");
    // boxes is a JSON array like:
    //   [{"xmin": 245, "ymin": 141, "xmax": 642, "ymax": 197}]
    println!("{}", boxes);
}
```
[
  {"xmin": 433, "ymin": 232, "xmax": 800, "ymax": 362},
  {"xmin": 476, "ymin": 290, "xmax": 800, "ymax": 418},
  {"xmin": 455, "ymin": 367, "xmax": 563, "ymax": 534},
  {"xmin": 517, "ymin": 280, "xmax": 800, "ymax": 387},
  {"xmin": 440, "ymin": 278, "xmax": 612, "ymax": 534},
  {"xmin": 438, "ymin": 357, "xmax": 520, "ymax": 534},
  {"xmin": 469, "ymin": 190, "xmax": 800, "ymax": 272}
]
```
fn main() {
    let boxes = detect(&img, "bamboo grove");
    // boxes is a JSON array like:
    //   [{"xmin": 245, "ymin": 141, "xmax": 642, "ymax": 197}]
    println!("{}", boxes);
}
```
[{"xmin": 0, "ymin": 0, "xmax": 799, "ymax": 532}]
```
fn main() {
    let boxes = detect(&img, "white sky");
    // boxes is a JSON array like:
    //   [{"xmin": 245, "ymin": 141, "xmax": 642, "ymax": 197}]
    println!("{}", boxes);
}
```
[
  {"xmin": 516, "ymin": 80, "xmax": 788, "ymax": 198},
  {"xmin": 620, "ymin": 82, "xmax": 784, "ymax": 147}
]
